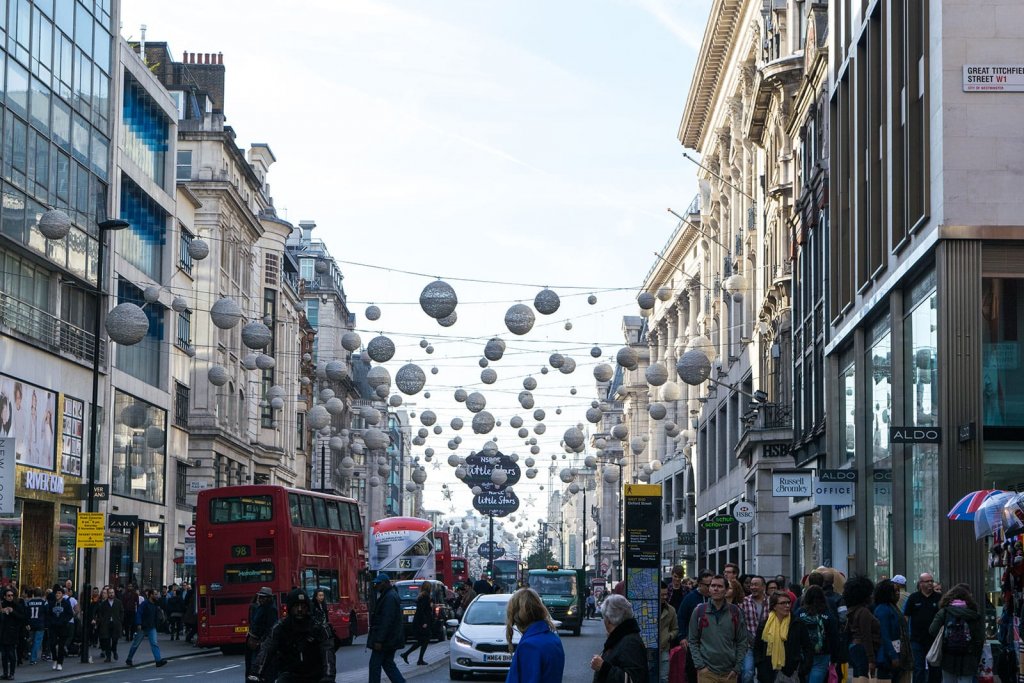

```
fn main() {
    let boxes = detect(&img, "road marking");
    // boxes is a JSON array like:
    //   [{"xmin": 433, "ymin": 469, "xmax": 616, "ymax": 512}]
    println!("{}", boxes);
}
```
[
  {"xmin": 175, "ymin": 676, "xmax": 195, "ymax": 679},
  {"xmin": 208, "ymin": 664, "xmax": 241, "ymax": 673}
]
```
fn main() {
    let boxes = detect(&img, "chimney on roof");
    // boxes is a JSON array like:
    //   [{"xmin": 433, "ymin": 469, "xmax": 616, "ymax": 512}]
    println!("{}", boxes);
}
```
[{"xmin": 299, "ymin": 220, "xmax": 316, "ymax": 243}]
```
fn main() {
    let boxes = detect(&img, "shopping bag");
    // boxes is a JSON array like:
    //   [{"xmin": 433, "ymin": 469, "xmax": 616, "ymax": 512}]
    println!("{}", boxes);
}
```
[
  {"xmin": 980, "ymin": 642, "xmax": 994, "ymax": 683},
  {"xmin": 927, "ymin": 626, "xmax": 944, "ymax": 667},
  {"xmin": 827, "ymin": 664, "xmax": 839, "ymax": 683}
]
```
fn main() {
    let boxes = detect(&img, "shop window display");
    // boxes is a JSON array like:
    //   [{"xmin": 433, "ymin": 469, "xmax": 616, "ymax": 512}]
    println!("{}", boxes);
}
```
[
  {"xmin": 110, "ymin": 391, "xmax": 166, "ymax": 504},
  {"xmin": 867, "ymin": 326, "xmax": 893, "ymax": 581}
]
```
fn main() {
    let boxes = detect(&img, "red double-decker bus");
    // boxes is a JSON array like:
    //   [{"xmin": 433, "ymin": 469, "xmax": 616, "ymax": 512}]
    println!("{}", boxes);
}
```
[
  {"xmin": 195, "ymin": 485, "xmax": 369, "ymax": 651},
  {"xmin": 433, "ymin": 530, "xmax": 453, "ymax": 587},
  {"xmin": 451, "ymin": 556, "xmax": 469, "ymax": 586}
]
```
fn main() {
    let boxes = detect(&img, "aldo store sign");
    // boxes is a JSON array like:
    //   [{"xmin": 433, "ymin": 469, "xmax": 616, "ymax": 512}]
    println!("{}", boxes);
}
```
[
  {"xmin": 889, "ymin": 426, "xmax": 941, "ymax": 444},
  {"xmin": 772, "ymin": 471, "xmax": 812, "ymax": 497}
]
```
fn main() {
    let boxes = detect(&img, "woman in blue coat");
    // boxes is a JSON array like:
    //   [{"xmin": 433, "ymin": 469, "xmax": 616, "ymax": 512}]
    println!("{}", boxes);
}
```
[{"xmin": 505, "ymin": 588, "xmax": 565, "ymax": 683}]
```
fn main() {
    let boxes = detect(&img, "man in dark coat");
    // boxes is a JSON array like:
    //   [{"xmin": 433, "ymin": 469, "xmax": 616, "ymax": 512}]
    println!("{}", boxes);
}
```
[
  {"xmin": 0, "ymin": 587, "xmax": 26, "ymax": 679},
  {"xmin": 95, "ymin": 587, "xmax": 124, "ymax": 662},
  {"xmin": 249, "ymin": 590, "xmax": 335, "ymax": 683},
  {"xmin": 367, "ymin": 573, "xmax": 405, "ymax": 683},
  {"xmin": 245, "ymin": 588, "xmax": 278, "ymax": 679}
]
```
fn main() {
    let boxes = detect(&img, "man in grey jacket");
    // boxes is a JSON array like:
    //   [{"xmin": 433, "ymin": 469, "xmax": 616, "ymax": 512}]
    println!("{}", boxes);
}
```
[
  {"xmin": 689, "ymin": 575, "xmax": 750, "ymax": 683},
  {"xmin": 368, "ymin": 573, "xmax": 405, "ymax": 683}
]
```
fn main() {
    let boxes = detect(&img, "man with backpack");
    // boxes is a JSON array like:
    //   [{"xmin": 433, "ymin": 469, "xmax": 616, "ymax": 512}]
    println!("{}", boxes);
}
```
[{"xmin": 689, "ymin": 574, "xmax": 750, "ymax": 683}]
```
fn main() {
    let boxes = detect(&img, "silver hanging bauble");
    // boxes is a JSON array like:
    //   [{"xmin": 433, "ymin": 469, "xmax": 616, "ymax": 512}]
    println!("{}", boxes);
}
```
[
  {"xmin": 396, "ymin": 363, "xmax": 427, "ymax": 395},
  {"xmin": 533, "ymin": 288, "xmax": 561, "ymax": 315},
  {"xmin": 586, "ymin": 407, "xmax": 602, "ymax": 423},
  {"xmin": 518, "ymin": 428, "xmax": 529, "ymax": 439},
  {"xmin": 479, "ymin": 357, "xmax": 489, "ymax": 368},
  {"xmin": 558, "ymin": 357, "xmax": 576, "ymax": 374},
  {"xmin": 325, "ymin": 397, "xmax": 345, "ymax": 416},
  {"xmin": 484, "ymin": 338, "xmax": 506, "ymax": 361},
  {"xmin": 480, "ymin": 368, "xmax": 497, "ymax": 384},
  {"xmin": 587, "ymin": 294, "xmax": 597, "ymax": 305},
  {"xmin": 411, "ymin": 469, "xmax": 427, "ymax": 485},
  {"xmin": 534, "ymin": 423, "xmax": 546, "ymax": 435},
  {"xmin": 657, "ymin": 286, "xmax": 672, "ymax": 301},
  {"xmin": 661, "ymin": 381, "xmax": 682, "ymax": 401},
  {"xmin": 366, "ymin": 366, "xmax": 391, "ymax": 390},
  {"xmin": 523, "ymin": 376, "xmax": 537, "ymax": 391},
  {"xmin": 549, "ymin": 353, "xmax": 564, "ymax": 369},
  {"xmin": 447, "ymin": 454, "xmax": 460, "ymax": 467},
  {"xmin": 677, "ymin": 349, "xmax": 712, "ymax": 386},
  {"xmin": 438, "ymin": 311, "xmax": 457, "ymax": 327},
  {"xmin": 611, "ymin": 424, "xmax": 628, "ymax": 440},
  {"xmin": 145, "ymin": 425, "xmax": 165, "ymax": 450},
  {"xmin": 568, "ymin": 482, "xmax": 580, "ymax": 494},
  {"xmin": 559, "ymin": 468, "xmax": 574, "ymax": 483},
  {"xmin": 564, "ymin": 321, "xmax": 572, "ymax": 331},
  {"xmin": 369, "ymin": 476, "xmax": 381, "ymax": 488},
  {"xmin": 363, "ymin": 428, "xmax": 389, "ymax": 450},
  {"xmin": 210, "ymin": 297, "xmax": 243, "ymax": 330},
  {"xmin": 329, "ymin": 436, "xmax": 346, "ymax": 452},
  {"xmin": 687, "ymin": 334, "xmax": 717, "ymax": 362},
  {"xmin": 616, "ymin": 347, "xmax": 638, "ymax": 370},
  {"xmin": 510, "ymin": 416, "xmax": 524, "ymax": 429},
  {"xmin": 637, "ymin": 292, "xmax": 656, "ymax": 310},
  {"xmin": 518, "ymin": 391, "xmax": 534, "ymax": 410},
  {"xmin": 255, "ymin": 353, "xmax": 275, "ymax": 370},
  {"xmin": 120, "ymin": 403, "xmax": 149, "ymax": 429},
  {"xmin": 307, "ymin": 405, "xmax": 331, "ymax": 431},
  {"xmin": 314, "ymin": 259, "xmax": 330, "ymax": 274},
  {"xmin": 504, "ymin": 303, "xmax": 535, "ymax": 335},
  {"xmin": 472, "ymin": 411, "xmax": 495, "ymax": 434},
  {"xmin": 325, "ymin": 361, "xmax": 348, "ymax": 381},
  {"xmin": 603, "ymin": 465, "xmax": 620, "ymax": 483},
  {"xmin": 490, "ymin": 468, "xmax": 508, "ymax": 486},
  {"xmin": 320, "ymin": 388, "xmax": 336, "ymax": 402},
  {"xmin": 590, "ymin": 346, "xmax": 602, "ymax": 358},
  {"xmin": 270, "ymin": 397, "xmax": 284, "ymax": 411},
  {"xmin": 171, "ymin": 296, "xmax": 188, "ymax": 313},
  {"xmin": 341, "ymin": 331, "xmax": 362, "ymax": 352},
  {"xmin": 533, "ymin": 409, "xmax": 546, "ymax": 421},
  {"xmin": 593, "ymin": 363, "xmax": 614, "ymax": 382},
  {"xmin": 374, "ymin": 385, "xmax": 388, "ymax": 398},
  {"xmin": 454, "ymin": 389, "xmax": 468, "ymax": 403},
  {"xmin": 187, "ymin": 238, "xmax": 210, "ymax": 261},
  {"xmin": 563, "ymin": 427, "xmax": 585, "ymax": 450},
  {"xmin": 38, "ymin": 209, "xmax": 72, "ymax": 240},
  {"xmin": 143, "ymin": 286, "xmax": 162, "ymax": 304},
  {"xmin": 465, "ymin": 392, "xmax": 486, "ymax": 413},
  {"xmin": 425, "ymin": 345, "xmax": 435, "ymax": 354},
  {"xmin": 105, "ymin": 303, "xmax": 150, "ymax": 345},
  {"xmin": 420, "ymin": 410, "xmax": 437, "ymax": 426},
  {"xmin": 649, "ymin": 403, "xmax": 667, "ymax": 420},
  {"xmin": 389, "ymin": 394, "xmax": 403, "ymax": 407},
  {"xmin": 419, "ymin": 280, "xmax": 459, "ymax": 319},
  {"xmin": 242, "ymin": 354, "xmax": 259, "ymax": 371},
  {"xmin": 208, "ymin": 365, "xmax": 229, "ymax": 386},
  {"xmin": 418, "ymin": 427, "xmax": 429, "ymax": 439},
  {"xmin": 450, "ymin": 417, "xmax": 464, "ymax": 431},
  {"xmin": 455, "ymin": 467, "xmax": 467, "ymax": 480},
  {"xmin": 526, "ymin": 468, "xmax": 537, "ymax": 479},
  {"xmin": 524, "ymin": 456, "xmax": 536, "ymax": 468},
  {"xmin": 645, "ymin": 362, "xmax": 669, "ymax": 387},
  {"xmin": 241, "ymin": 321, "xmax": 273, "ymax": 350},
  {"xmin": 267, "ymin": 385, "xmax": 286, "ymax": 400},
  {"xmin": 366, "ymin": 336, "xmax": 396, "ymax": 363},
  {"xmin": 365, "ymin": 305, "xmax": 381, "ymax": 321}
]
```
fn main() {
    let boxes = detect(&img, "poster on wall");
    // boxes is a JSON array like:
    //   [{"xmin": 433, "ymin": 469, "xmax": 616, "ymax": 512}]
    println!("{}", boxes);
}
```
[
  {"xmin": 59, "ymin": 396, "xmax": 84, "ymax": 477},
  {"xmin": 0, "ymin": 374, "xmax": 57, "ymax": 471}
]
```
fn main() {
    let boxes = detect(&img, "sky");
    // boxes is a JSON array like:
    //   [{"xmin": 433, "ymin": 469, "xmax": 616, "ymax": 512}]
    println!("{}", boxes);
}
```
[{"xmin": 120, "ymin": 0, "xmax": 712, "ymax": 550}]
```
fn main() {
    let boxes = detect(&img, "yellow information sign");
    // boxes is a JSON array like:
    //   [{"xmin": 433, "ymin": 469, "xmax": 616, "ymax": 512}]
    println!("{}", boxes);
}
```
[
  {"xmin": 76, "ymin": 512, "xmax": 106, "ymax": 549},
  {"xmin": 624, "ymin": 484, "xmax": 661, "ymax": 497}
]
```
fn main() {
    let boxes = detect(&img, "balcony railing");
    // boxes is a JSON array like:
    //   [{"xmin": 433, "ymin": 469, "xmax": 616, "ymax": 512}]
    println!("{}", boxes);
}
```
[
  {"xmin": 0, "ymin": 292, "xmax": 105, "ymax": 365},
  {"xmin": 755, "ymin": 403, "xmax": 793, "ymax": 430}
]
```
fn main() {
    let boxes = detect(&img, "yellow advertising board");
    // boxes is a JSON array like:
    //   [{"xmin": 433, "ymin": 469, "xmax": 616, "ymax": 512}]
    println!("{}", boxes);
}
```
[{"xmin": 76, "ymin": 512, "xmax": 105, "ymax": 549}]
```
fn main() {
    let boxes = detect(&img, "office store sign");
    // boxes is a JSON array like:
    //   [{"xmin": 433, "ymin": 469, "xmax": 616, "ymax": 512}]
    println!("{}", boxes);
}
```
[{"xmin": 772, "ymin": 471, "xmax": 812, "ymax": 497}]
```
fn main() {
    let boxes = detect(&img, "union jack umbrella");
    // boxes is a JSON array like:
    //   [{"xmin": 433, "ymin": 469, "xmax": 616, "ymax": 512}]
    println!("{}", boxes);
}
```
[{"xmin": 948, "ymin": 489, "xmax": 1007, "ymax": 521}]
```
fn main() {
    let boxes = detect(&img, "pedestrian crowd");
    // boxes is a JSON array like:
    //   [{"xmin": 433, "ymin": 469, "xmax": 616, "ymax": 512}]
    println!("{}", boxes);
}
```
[
  {"xmin": 651, "ymin": 565, "xmax": 992, "ymax": 683},
  {"xmin": 0, "ymin": 579, "xmax": 201, "ymax": 679}
]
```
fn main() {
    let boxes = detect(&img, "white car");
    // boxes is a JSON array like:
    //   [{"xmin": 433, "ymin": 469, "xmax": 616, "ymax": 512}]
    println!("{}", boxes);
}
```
[{"xmin": 448, "ymin": 594, "xmax": 518, "ymax": 679}]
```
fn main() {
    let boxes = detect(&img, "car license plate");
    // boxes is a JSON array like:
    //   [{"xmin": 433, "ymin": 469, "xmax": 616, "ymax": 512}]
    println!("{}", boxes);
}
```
[
  {"xmin": 407, "ymin": 616, "xmax": 414, "ymax": 622},
  {"xmin": 484, "ymin": 653, "xmax": 512, "ymax": 663},
  {"xmin": 234, "ymin": 626, "xmax": 249, "ymax": 633}
]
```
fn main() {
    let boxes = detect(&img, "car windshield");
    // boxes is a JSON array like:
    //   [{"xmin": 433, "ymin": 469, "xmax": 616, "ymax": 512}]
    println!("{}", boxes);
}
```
[
  {"xmin": 463, "ymin": 600, "xmax": 508, "ymax": 625},
  {"xmin": 528, "ymin": 574, "xmax": 576, "ymax": 597}
]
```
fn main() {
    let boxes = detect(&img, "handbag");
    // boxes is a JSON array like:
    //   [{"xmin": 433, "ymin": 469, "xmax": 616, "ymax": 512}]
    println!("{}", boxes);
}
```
[
  {"xmin": 775, "ymin": 670, "xmax": 801, "ymax": 683},
  {"xmin": 827, "ymin": 664, "xmax": 839, "ymax": 683},
  {"xmin": 926, "ymin": 626, "xmax": 944, "ymax": 667}
]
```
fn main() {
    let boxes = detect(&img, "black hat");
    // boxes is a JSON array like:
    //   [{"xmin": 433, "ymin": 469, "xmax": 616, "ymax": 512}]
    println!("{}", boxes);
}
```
[{"xmin": 286, "ymin": 589, "xmax": 309, "ymax": 609}]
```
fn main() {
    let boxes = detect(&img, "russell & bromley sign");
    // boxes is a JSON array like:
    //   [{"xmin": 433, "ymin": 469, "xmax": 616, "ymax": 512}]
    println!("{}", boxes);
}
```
[{"xmin": 772, "ymin": 471, "xmax": 812, "ymax": 497}]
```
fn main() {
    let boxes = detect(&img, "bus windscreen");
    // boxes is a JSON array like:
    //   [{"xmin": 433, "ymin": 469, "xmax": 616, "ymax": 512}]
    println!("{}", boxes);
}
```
[
  {"xmin": 210, "ymin": 496, "xmax": 273, "ymax": 523},
  {"xmin": 528, "ymin": 574, "xmax": 576, "ymax": 597}
]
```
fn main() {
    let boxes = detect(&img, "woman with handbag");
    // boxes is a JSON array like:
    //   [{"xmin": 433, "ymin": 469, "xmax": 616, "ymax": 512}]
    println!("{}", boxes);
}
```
[
  {"xmin": 927, "ymin": 585, "xmax": 985, "ymax": 683},
  {"xmin": 844, "ymin": 576, "xmax": 881, "ymax": 683},
  {"xmin": 753, "ymin": 591, "xmax": 813, "ymax": 683},
  {"xmin": 400, "ymin": 583, "xmax": 433, "ymax": 665},
  {"xmin": 874, "ymin": 580, "xmax": 912, "ymax": 683}
]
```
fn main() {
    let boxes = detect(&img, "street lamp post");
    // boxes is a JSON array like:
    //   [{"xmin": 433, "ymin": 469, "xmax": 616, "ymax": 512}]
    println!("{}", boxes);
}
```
[{"xmin": 84, "ymin": 217, "xmax": 130, "ymax": 663}]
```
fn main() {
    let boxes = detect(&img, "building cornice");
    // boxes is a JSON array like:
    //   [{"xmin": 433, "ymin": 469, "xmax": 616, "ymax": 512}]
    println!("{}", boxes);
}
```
[{"xmin": 679, "ymin": 0, "xmax": 747, "ymax": 150}]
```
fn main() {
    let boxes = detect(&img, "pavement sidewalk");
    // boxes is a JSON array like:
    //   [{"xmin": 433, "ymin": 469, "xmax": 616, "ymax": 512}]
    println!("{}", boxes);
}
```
[
  {"xmin": 9, "ymin": 636, "xmax": 216, "ymax": 682},
  {"xmin": 11, "ymin": 633, "xmax": 451, "ymax": 683}
]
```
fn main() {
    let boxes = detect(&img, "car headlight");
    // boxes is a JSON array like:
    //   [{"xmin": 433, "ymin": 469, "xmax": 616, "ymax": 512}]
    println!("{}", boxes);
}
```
[
  {"xmin": 454, "ymin": 632, "xmax": 473, "ymax": 647},
  {"xmin": 566, "ymin": 606, "xmax": 576, "ymax": 615}
]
